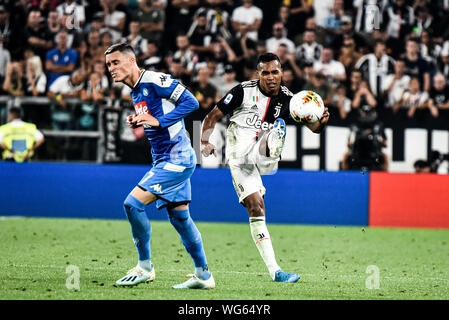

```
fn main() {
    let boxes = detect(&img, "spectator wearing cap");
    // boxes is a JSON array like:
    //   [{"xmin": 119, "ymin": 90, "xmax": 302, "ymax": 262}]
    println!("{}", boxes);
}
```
[
  {"xmin": 231, "ymin": 0, "xmax": 263, "ymax": 42},
  {"xmin": 266, "ymin": 22, "xmax": 295, "ymax": 54},
  {"xmin": 24, "ymin": 9, "xmax": 54, "ymax": 62},
  {"xmin": 45, "ymin": 30, "xmax": 78, "ymax": 88},
  {"xmin": 217, "ymin": 64, "xmax": 240, "ymax": 98}
]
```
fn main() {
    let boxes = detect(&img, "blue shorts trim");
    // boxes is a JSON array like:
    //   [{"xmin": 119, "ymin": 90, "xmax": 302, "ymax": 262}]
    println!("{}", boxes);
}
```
[{"xmin": 137, "ymin": 161, "xmax": 195, "ymax": 210}]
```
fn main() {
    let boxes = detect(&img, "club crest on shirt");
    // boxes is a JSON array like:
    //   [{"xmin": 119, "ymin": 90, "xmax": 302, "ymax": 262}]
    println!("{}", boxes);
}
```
[
  {"xmin": 274, "ymin": 104, "xmax": 282, "ymax": 118},
  {"xmin": 143, "ymin": 88, "xmax": 149, "ymax": 96}
]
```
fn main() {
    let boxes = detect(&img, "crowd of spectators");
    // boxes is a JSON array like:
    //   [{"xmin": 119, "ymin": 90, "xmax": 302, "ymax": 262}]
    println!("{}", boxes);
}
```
[{"xmin": 1, "ymin": 0, "xmax": 449, "ymax": 143}]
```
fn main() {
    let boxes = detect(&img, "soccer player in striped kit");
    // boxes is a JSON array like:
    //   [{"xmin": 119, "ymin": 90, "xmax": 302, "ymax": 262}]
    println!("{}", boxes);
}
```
[{"xmin": 201, "ymin": 53, "xmax": 329, "ymax": 283}]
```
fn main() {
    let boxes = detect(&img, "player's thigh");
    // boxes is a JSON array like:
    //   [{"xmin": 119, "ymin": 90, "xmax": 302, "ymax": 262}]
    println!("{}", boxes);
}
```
[
  {"xmin": 129, "ymin": 186, "xmax": 157, "ymax": 205},
  {"xmin": 229, "ymin": 163, "xmax": 266, "ymax": 204}
]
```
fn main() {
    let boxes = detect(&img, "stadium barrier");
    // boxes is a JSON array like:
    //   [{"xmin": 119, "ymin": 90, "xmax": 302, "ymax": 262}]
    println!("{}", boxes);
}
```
[
  {"xmin": 0, "ymin": 162, "xmax": 368, "ymax": 226},
  {"xmin": 369, "ymin": 172, "xmax": 449, "ymax": 229},
  {"xmin": 0, "ymin": 162, "xmax": 447, "ymax": 228}
]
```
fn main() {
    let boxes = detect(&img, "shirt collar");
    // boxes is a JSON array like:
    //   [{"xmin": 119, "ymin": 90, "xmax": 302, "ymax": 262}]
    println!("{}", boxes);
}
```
[{"xmin": 133, "ymin": 69, "xmax": 146, "ymax": 89}]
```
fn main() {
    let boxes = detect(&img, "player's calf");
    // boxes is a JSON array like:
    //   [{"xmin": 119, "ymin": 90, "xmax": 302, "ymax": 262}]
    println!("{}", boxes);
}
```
[{"xmin": 167, "ymin": 207, "xmax": 212, "ymax": 282}]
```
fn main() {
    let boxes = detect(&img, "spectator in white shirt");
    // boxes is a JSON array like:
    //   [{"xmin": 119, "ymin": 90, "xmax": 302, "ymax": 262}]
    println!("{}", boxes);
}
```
[
  {"xmin": 231, "ymin": 0, "xmax": 263, "ymax": 41},
  {"xmin": 266, "ymin": 21, "xmax": 295, "ymax": 54},
  {"xmin": 313, "ymin": 46, "xmax": 346, "ymax": 84},
  {"xmin": 382, "ymin": 58, "xmax": 410, "ymax": 109},
  {"xmin": 398, "ymin": 77, "xmax": 434, "ymax": 118}
]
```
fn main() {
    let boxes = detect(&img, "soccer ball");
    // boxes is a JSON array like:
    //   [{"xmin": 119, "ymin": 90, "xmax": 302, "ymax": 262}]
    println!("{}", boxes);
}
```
[{"xmin": 289, "ymin": 90, "xmax": 325, "ymax": 124}]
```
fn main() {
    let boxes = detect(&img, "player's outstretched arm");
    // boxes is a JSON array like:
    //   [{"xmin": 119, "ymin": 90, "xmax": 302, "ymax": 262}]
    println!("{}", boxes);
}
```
[
  {"xmin": 200, "ymin": 106, "xmax": 225, "ymax": 157},
  {"xmin": 306, "ymin": 107, "xmax": 329, "ymax": 134}
]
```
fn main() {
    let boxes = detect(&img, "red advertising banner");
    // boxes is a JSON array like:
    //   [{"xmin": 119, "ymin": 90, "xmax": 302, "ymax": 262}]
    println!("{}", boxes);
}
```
[{"xmin": 369, "ymin": 172, "xmax": 449, "ymax": 229}]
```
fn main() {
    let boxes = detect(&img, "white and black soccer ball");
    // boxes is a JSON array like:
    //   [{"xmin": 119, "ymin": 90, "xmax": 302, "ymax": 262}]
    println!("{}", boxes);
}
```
[{"xmin": 289, "ymin": 90, "xmax": 325, "ymax": 124}]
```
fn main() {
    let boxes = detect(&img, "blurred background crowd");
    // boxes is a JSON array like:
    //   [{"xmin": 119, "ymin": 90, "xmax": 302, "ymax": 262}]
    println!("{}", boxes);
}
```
[{"xmin": 0, "ymin": 0, "xmax": 448, "ymax": 171}]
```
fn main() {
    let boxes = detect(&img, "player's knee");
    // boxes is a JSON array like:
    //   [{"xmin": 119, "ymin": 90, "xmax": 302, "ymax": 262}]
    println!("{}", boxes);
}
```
[
  {"xmin": 167, "ymin": 208, "xmax": 190, "ymax": 222},
  {"xmin": 245, "ymin": 199, "xmax": 265, "ymax": 217},
  {"xmin": 123, "ymin": 194, "xmax": 146, "ymax": 211}
]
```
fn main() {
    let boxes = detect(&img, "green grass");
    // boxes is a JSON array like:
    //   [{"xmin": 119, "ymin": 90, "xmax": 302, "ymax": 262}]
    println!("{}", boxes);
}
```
[{"xmin": 0, "ymin": 217, "xmax": 448, "ymax": 300}]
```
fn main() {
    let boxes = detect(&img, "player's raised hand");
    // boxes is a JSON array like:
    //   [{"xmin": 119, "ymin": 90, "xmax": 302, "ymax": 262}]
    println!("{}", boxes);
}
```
[
  {"xmin": 134, "ymin": 113, "xmax": 160, "ymax": 127},
  {"xmin": 200, "ymin": 141, "xmax": 217, "ymax": 157}
]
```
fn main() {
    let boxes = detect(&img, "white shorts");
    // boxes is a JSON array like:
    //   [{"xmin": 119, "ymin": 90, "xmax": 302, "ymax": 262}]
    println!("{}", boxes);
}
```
[{"xmin": 227, "ymin": 128, "xmax": 279, "ymax": 203}]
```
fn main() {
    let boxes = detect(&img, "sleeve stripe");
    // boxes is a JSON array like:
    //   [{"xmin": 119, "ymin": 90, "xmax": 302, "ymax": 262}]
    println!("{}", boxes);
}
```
[{"xmin": 169, "ymin": 83, "xmax": 186, "ymax": 104}]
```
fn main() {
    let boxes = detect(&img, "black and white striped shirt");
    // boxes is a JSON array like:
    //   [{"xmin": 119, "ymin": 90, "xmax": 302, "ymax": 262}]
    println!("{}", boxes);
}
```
[{"xmin": 355, "ymin": 53, "xmax": 395, "ymax": 96}]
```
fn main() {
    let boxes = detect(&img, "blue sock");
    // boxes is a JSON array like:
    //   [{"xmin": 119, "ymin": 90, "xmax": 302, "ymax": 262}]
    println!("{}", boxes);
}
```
[
  {"xmin": 167, "ymin": 208, "xmax": 210, "ymax": 280},
  {"xmin": 124, "ymin": 194, "xmax": 151, "ymax": 264}
]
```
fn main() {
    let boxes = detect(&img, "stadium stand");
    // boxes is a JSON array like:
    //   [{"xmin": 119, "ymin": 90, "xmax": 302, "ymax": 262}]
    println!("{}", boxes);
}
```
[{"xmin": 0, "ymin": 0, "xmax": 448, "ymax": 172}]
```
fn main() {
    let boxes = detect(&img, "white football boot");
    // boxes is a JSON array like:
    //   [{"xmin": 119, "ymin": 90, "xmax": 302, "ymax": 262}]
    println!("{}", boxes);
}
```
[
  {"xmin": 172, "ymin": 274, "xmax": 215, "ymax": 289},
  {"xmin": 267, "ymin": 118, "xmax": 286, "ymax": 158},
  {"xmin": 115, "ymin": 265, "xmax": 155, "ymax": 286}
]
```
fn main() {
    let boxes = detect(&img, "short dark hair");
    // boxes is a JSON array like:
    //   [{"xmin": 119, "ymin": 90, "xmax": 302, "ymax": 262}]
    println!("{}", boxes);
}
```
[
  {"xmin": 9, "ymin": 107, "xmax": 21, "ymax": 119},
  {"xmin": 104, "ymin": 42, "xmax": 135, "ymax": 56},
  {"xmin": 257, "ymin": 52, "xmax": 281, "ymax": 69}
]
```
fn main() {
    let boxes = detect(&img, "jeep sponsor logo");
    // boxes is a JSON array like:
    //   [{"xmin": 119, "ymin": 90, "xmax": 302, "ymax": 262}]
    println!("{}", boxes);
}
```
[{"xmin": 246, "ymin": 114, "xmax": 274, "ymax": 130}]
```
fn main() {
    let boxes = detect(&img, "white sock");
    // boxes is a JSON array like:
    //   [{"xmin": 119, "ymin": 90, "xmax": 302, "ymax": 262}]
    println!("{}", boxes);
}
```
[
  {"xmin": 138, "ymin": 259, "xmax": 153, "ymax": 272},
  {"xmin": 249, "ymin": 216, "xmax": 281, "ymax": 280}
]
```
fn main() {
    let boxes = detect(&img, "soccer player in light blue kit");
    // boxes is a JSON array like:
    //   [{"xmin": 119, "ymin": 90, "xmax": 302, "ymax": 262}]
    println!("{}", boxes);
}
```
[{"xmin": 105, "ymin": 43, "xmax": 214, "ymax": 289}]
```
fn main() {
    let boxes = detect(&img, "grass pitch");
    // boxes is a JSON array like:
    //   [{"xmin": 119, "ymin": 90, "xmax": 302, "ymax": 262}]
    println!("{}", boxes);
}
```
[{"xmin": 0, "ymin": 217, "xmax": 448, "ymax": 300}]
